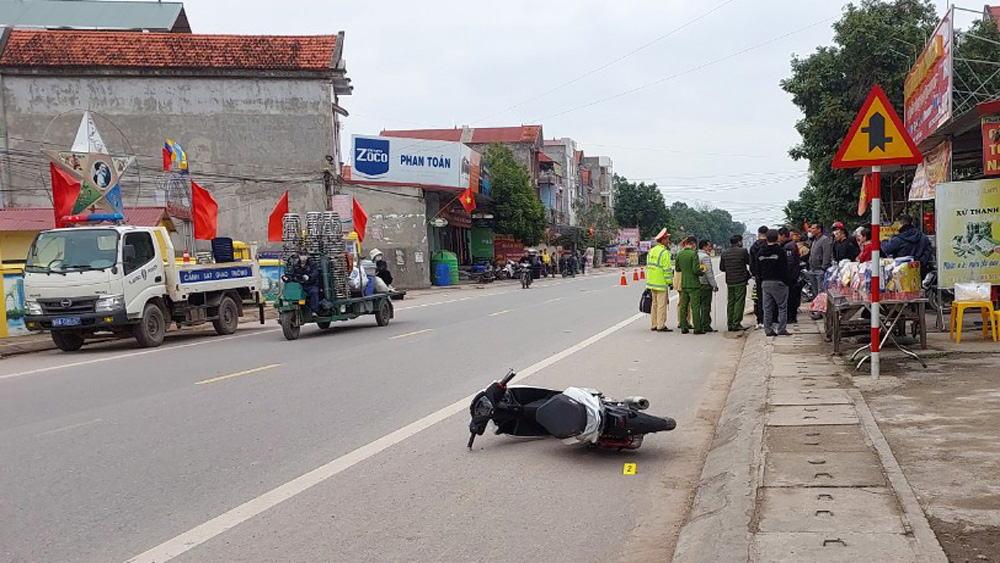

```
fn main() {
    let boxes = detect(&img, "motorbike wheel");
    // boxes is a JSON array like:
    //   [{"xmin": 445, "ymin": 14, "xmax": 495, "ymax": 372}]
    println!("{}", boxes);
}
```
[{"xmin": 280, "ymin": 312, "xmax": 300, "ymax": 340}]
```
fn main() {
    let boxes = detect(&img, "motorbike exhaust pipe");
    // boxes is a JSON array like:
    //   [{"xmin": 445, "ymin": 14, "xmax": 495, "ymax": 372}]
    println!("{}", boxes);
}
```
[{"xmin": 624, "ymin": 396, "xmax": 650, "ymax": 410}]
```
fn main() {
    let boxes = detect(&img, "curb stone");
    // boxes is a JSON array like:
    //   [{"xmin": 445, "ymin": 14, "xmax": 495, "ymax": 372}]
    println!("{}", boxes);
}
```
[{"xmin": 672, "ymin": 329, "xmax": 770, "ymax": 563}]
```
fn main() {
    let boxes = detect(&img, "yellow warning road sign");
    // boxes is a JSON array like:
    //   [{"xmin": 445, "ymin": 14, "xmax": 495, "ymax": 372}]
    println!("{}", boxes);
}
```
[{"xmin": 833, "ymin": 84, "xmax": 922, "ymax": 168}]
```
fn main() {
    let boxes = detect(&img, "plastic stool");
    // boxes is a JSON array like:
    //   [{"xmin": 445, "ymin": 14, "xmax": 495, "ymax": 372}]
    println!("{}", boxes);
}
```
[
  {"xmin": 949, "ymin": 301, "xmax": 996, "ymax": 343},
  {"xmin": 994, "ymin": 310, "xmax": 1000, "ymax": 342}
]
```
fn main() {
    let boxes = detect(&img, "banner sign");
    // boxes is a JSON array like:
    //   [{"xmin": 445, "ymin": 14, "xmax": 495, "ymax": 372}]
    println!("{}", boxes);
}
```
[
  {"xmin": 493, "ymin": 235, "xmax": 524, "ymax": 263},
  {"xmin": 615, "ymin": 228, "xmax": 640, "ymax": 247},
  {"xmin": 983, "ymin": 116, "xmax": 1000, "ymax": 176},
  {"xmin": 904, "ymin": 9, "xmax": 953, "ymax": 146},
  {"xmin": 909, "ymin": 139, "xmax": 951, "ymax": 201},
  {"xmin": 638, "ymin": 240, "xmax": 652, "ymax": 252},
  {"xmin": 351, "ymin": 135, "xmax": 480, "ymax": 190},
  {"xmin": 935, "ymin": 179, "xmax": 1000, "ymax": 288},
  {"xmin": 179, "ymin": 266, "xmax": 253, "ymax": 284}
]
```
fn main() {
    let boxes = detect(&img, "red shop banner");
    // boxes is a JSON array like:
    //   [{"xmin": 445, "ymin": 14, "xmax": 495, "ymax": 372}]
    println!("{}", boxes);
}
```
[{"xmin": 983, "ymin": 115, "xmax": 1000, "ymax": 176}]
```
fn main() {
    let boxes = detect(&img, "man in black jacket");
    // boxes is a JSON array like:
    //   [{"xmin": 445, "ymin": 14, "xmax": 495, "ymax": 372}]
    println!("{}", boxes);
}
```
[
  {"xmin": 719, "ymin": 234, "xmax": 751, "ymax": 332},
  {"xmin": 756, "ymin": 230, "xmax": 790, "ymax": 336},
  {"xmin": 748, "ymin": 225, "xmax": 769, "ymax": 328},
  {"xmin": 882, "ymin": 214, "xmax": 933, "ymax": 274},
  {"xmin": 779, "ymin": 227, "xmax": 801, "ymax": 324},
  {"xmin": 832, "ymin": 226, "xmax": 860, "ymax": 262}
]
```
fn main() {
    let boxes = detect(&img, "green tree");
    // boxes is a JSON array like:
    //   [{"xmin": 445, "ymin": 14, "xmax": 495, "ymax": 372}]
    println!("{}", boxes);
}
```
[
  {"xmin": 485, "ymin": 144, "xmax": 547, "ymax": 245},
  {"xmin": 669, "ymin": 201, "xmax": 746, "ymax": 245},
  {"xmin": 781, "ymin": 0, "xmax": 938, "ymax": 226},
  {"xmin": 573, "ymin": 199, "xmax": 618, "ymax": 248},
  {"xmin": 612, "ymin": 174, "xmax": 672, "ymax": 239}
]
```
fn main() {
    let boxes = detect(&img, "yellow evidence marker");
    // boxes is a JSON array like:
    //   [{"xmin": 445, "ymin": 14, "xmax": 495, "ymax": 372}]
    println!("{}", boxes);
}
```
[{"xmin": 623, "ymin": 463, "xmax": 637, "ymax": 475}]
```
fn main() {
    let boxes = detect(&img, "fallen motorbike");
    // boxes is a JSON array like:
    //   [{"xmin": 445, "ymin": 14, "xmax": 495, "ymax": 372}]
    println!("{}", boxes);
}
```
[{"xmin": 467, "ymin": 370, "xmax": 676, "ymax": 451}]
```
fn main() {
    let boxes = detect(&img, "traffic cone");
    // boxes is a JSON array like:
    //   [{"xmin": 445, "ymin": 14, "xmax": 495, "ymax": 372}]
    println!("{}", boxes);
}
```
[
  {"xmin": 633, "ymin": 268, "xmax": 639, "ymax": 281},
  {"xmin": 640, "ymin": 267, "xmax": 646, "ymax": 280},
  {"xmin": 620, "ymin": 269, "xmax": 627, "ymax": 286}
]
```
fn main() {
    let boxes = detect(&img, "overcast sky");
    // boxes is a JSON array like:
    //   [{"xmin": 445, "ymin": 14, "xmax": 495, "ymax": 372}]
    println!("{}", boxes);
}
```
[{"xmin": 180, "ymin": 0, "xmax": 948, "ymax": 228}]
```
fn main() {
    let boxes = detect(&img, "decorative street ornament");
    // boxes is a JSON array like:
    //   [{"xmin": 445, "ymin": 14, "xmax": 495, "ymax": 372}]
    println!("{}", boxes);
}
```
[{"xmin": 43, "ymin": 111, "xmax": 134, "ymax": 222}]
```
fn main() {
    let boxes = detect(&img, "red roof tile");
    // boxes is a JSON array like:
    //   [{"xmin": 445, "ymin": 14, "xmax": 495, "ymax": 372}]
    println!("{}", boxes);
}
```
[
  {"xmin": 0, "ymin": 30, "xmax": 338, "ymax": 71},
  {"xmin": 381, "ymin": 126, "xmax": 542, "ymax": 145},
  {"xmin": 990, "ymin": 6, "xmax": 1000, "ymax": 29},
  {"xmin": 537, "ymin": 152, "xmax": 554, "ymax": 163},
  {"xmin": 0, "ymin": 207, "xmax": 168, "ymax": 231}
]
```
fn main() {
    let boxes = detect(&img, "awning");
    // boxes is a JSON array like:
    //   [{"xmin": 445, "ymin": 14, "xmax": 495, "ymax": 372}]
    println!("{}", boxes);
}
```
[{"xmin": 0, "ymin": 206, "xmax": 171, "ymax": 231}]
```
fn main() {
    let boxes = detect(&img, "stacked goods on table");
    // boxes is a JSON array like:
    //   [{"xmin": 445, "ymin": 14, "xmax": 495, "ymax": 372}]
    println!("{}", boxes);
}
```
[{"xmin": 825, "ymin": 258, "xmax": 922, "ymax": 301}]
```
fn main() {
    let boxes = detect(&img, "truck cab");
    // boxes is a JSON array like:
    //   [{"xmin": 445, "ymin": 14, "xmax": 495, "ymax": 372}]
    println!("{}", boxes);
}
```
[{"xmin": 23, "ymin": 225, "xmax": 261, "ymax": 351}]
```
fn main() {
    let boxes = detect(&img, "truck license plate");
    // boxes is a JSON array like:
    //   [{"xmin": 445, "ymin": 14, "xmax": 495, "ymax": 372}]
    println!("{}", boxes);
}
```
[{"xmin": 52, "ymin": 317, "xmax": 82, "ymax": 327}]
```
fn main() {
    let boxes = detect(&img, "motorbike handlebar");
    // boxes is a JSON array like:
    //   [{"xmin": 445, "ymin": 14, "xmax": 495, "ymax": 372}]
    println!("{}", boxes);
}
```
[{"xmin": 501, "ymin": 369, "xmax": 516, "ymax": 387}]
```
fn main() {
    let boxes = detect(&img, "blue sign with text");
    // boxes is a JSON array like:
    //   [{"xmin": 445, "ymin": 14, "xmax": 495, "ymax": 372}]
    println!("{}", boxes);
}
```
[
  {"xmin": 179, "ymin": 266, "xmax": 253, "ymax": 284},
  {"xmin": 354, "ymin": 137, "xmax": 390, "ymax": 176}
]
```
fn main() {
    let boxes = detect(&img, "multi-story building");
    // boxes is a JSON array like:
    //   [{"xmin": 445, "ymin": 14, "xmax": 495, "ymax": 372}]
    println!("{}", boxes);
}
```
[
  {"xmin": 542, "ymin": 138, "xmax": 578, "ymax": 227},
  {"xmin": 0, "ymin": 0, "xmax": 192, "ymax": 33},
  {"xmin": 582, "ymin": 155, "xmax": 614, "ymax": 209}
]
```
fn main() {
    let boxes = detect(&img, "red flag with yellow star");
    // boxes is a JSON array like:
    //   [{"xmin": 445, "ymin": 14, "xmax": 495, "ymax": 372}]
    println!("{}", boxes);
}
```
[{"xmin": 459, "ymin": 187, "xmax": 476, "ymax": 213}]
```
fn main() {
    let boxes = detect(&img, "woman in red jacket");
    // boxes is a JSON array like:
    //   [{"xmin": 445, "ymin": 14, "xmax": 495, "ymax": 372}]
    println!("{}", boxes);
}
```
[{"xmin": 857, "ymin": 227, "xmax": 873, "ymax": 263}]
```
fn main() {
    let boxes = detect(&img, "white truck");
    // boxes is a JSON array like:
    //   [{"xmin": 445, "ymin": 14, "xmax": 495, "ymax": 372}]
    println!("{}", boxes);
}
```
[{"xmin": 22, "ymin": 225, "xmax": 263, "ymax": 351}]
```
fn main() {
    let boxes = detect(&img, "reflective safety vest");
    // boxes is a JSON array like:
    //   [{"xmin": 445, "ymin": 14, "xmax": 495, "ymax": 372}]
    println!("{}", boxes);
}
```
[{"xmin": 646, "ymin": 243, "xmax": 674, "ymax": 291}]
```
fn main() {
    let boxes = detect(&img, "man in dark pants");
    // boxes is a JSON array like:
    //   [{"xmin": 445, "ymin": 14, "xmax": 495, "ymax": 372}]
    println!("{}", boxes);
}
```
[
  {"xmin": 289, "ymin": 248, "xmax": 321, "ymax": 313},
  {"xmin": 779, "ymin": 227, "xmax": 801, "ymax": 324},
  {"xmin": 749, "ymin": 225, "xmax": 769, "ymax": 328},
  {"xmin": 756, "ymin": 230, "xmax": 790, "ymax": 336},
  {"xmin": 675, "ymin": 236, "xmax": 702, "ymax": 334},
  {"xmin": 719, "ymin": 234, "xmax": 751, "ymax": 331}
]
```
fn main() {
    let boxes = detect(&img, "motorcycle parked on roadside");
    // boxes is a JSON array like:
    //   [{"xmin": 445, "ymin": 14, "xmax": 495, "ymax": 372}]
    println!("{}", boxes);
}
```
[
  {"xmin": 467, "ymin": 370, "xmax": 676, "ymax": 451},
  {"xmin": 498, "ymin": 260, "xmax": 517, "ymax": 281}
]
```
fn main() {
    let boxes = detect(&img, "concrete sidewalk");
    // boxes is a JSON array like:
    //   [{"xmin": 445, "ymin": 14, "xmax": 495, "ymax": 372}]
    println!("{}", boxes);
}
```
[{"xmin": 673, "ymin": 320, "xmax": 948, "ymax": 563}]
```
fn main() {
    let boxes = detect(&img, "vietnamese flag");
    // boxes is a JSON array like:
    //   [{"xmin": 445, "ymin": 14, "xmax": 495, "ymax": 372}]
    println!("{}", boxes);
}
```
[
  {"xmin": 353, "ymin": 197, "xmax": 368, "ymax": 243},
  {"xmin": 51, "ymin": 163, "xmax": 81, "ymax": 228},
  {"xmin": 162, "ymin": 147, "xmax": 172, "ymax": 171},
  {"xmin": 191, "ymin": 180, "xmax": 218, "ymax": 240},
  {"xmin": 268, "ymin": 191, "xmax": 289, "ymax": 241},
  {"xmin": 459, "ymin": 186, "xmax": 476, "ymax": 213},
  {"xmin": 858, "ymin": 174, "xmax": 871, "ymax": 217}
]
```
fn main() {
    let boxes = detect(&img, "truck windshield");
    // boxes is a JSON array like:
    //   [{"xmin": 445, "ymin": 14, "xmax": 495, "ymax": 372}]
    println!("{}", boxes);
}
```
[{"xmin": 25, "ymin": 229, "xmax": 119, "ymax": 274}]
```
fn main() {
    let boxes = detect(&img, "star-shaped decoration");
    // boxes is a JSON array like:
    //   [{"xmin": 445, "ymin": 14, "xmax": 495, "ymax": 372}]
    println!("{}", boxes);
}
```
[{"xmin": 44, "ymin": 112, "xmax": 132, "ymax": 217}]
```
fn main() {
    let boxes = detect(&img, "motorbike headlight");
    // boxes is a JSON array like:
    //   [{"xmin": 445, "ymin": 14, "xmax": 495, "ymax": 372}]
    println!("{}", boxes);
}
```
[
  {"xmin": 25, "ymin": 300, "xmax": 43, "ymax": 315},
  {"xmin": 95, "ymin": 295, "xmax": 125, "ymax": 313}
]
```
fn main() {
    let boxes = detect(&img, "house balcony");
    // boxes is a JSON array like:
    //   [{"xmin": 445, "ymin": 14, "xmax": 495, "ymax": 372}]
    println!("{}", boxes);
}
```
[{"xmin": 538, "ymin": 170, "xmax": 561, "ymax": 186}]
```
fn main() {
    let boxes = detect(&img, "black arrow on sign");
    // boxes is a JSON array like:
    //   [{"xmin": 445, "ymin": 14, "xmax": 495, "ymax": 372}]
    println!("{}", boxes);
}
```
[{"xmin": 861, "ymin": 112, "xmax": 892, "ymax": 152}]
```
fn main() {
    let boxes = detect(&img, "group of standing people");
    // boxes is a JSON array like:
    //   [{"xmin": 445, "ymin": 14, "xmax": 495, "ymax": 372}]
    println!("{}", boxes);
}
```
[{"xmin": 646, "ymin": 229, "xmax": 718, "ymax": 334}]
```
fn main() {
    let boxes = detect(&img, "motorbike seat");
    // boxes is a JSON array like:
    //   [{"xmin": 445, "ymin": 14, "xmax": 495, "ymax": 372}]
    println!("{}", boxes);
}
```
[{"xmin": 535, "ymin": 394, "xmax": 588, "ymax": 439}]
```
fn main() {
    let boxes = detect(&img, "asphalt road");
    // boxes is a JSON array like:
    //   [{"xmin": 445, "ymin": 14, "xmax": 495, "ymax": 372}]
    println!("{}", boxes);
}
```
[{"xmin": 0, "ymin": 268, "xmax": 743, "ymax": 563}]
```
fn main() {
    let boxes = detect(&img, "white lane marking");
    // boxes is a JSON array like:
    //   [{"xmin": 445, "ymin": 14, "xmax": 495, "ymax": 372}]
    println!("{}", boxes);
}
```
[
  {"xmin": 488, "ymin": 309, "xmax": 513, "ymax": 317},
  {"xmin": 0, "ymin": 329, "xmax": 280, "ymax": 382},
  {"xmin": 36, "ymin": 418, "xmax": 103, "ymax": 437},
  {"xmin": 388, "ymin": 329, "xmax": 433, "ymax": 340},
  {"xmin": 123, "ymin": 312, "xmax": 644, "ymax": 563},
  {"xmin": 542, "ymin": 297, "xmax": 564, "ymax": 304},
  {"xmin": 195, "ymin": 364, "xmax": 282, "ymax": 386}
]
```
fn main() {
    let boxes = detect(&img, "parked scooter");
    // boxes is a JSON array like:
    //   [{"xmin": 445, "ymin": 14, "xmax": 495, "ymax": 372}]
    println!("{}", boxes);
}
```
[
  {"xmin": 798, "ymin": 263, "xmax": 814, "ymax": 304},
  {"xmin": 922, "ymin": 269, "xmax": 953, "ymax": 313},
  {"xmin": 498, "ymin": 260, "xmax": 517, "ymax": 281},
  {"xmin": 467, "ymin": 370, "xmax": 676, "ymax": 451}
]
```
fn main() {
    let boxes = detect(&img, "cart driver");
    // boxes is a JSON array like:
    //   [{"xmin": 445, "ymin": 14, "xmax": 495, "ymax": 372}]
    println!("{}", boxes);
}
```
[{"xmin": 290, "ymin": 248, "xmax": 321, "ymax": 312}]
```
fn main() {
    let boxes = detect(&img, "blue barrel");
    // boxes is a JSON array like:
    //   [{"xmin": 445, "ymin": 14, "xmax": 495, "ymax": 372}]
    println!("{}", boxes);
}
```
[{"xmin": 433, "ymin": 262, "xmax": 452, "ymax": 286}]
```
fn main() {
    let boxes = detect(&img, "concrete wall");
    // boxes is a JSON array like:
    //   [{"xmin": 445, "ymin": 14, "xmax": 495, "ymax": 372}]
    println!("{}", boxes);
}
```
[
  {"xmin": 0, "ymin": 73, "xmax": 339, "ymax": 248},
  {"xmin": 341, "ymin": 184, "xmax": 429, "ymax": 290}
]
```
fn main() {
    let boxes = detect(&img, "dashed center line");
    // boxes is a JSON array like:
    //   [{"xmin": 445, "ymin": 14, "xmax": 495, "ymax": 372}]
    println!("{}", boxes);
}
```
[
  {"xmin": 195, "ymin": 364, "xmax": 282, "ymax": 385},
  {"xmin": 488, "ymin": 309, "xmax": 513, "ymax": 317},
  {"xmin": 389, "ymin": 329, "xmax": 434, "ymax": 340}
]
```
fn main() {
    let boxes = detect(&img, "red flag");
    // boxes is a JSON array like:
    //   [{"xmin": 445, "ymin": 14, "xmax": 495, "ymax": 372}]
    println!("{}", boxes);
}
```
[
  {"xmin": 459, "ymin": 187, "xmax": 476, "ymax": 213},
  {"xmin": 191, "ymin": 181, "xmax": 218, "ymax": 240},
  {"xmin": 51, "ymin": 163, "xmax": 81, "ymax": 228},
  {"xmin": 352, "ymin": 197, "xmax": 368, "ymax": 243},
  {"xmin": 268, "ymin": 191, "xmax": 289, "ymax": 242},
  {"xmin": 858, "ymin": 174, "xmax": 871, "ymax": 217},
  {"xmin": 162, "ymin": 147, "xmax": 171, "ymax": 171}
]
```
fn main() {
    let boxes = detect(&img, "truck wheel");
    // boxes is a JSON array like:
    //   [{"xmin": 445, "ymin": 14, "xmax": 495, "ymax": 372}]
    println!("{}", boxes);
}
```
[
  {"xmin": 51, "ymin": 331, "xmax": 85, "ymax": 352},
  {"xmin": 317, "ymin": 321, "xmax": 332, "ymax": 330},
  {"xmin": 133, "ymin": 303, "xmax": 166, "ymax": 348},
  {"xmin": 212, "ymin": 296, "xmax": 239, "ymax": 335},
  {"xmin": 375, "ymin": 299, "xmax": 392, "ymax": 327},
  {"xmin": 280, "ymin": 312, "xmax": 300, "ymax": 340}
]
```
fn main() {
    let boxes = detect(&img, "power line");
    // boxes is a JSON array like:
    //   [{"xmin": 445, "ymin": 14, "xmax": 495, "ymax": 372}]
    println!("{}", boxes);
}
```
[
  {"xmin": 467, "ymin": 0, "xmax": 740, "ymax": 125},
  {"xmin": 534, "ymin": 14, "xmax": 837, "ymax": 122}
]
